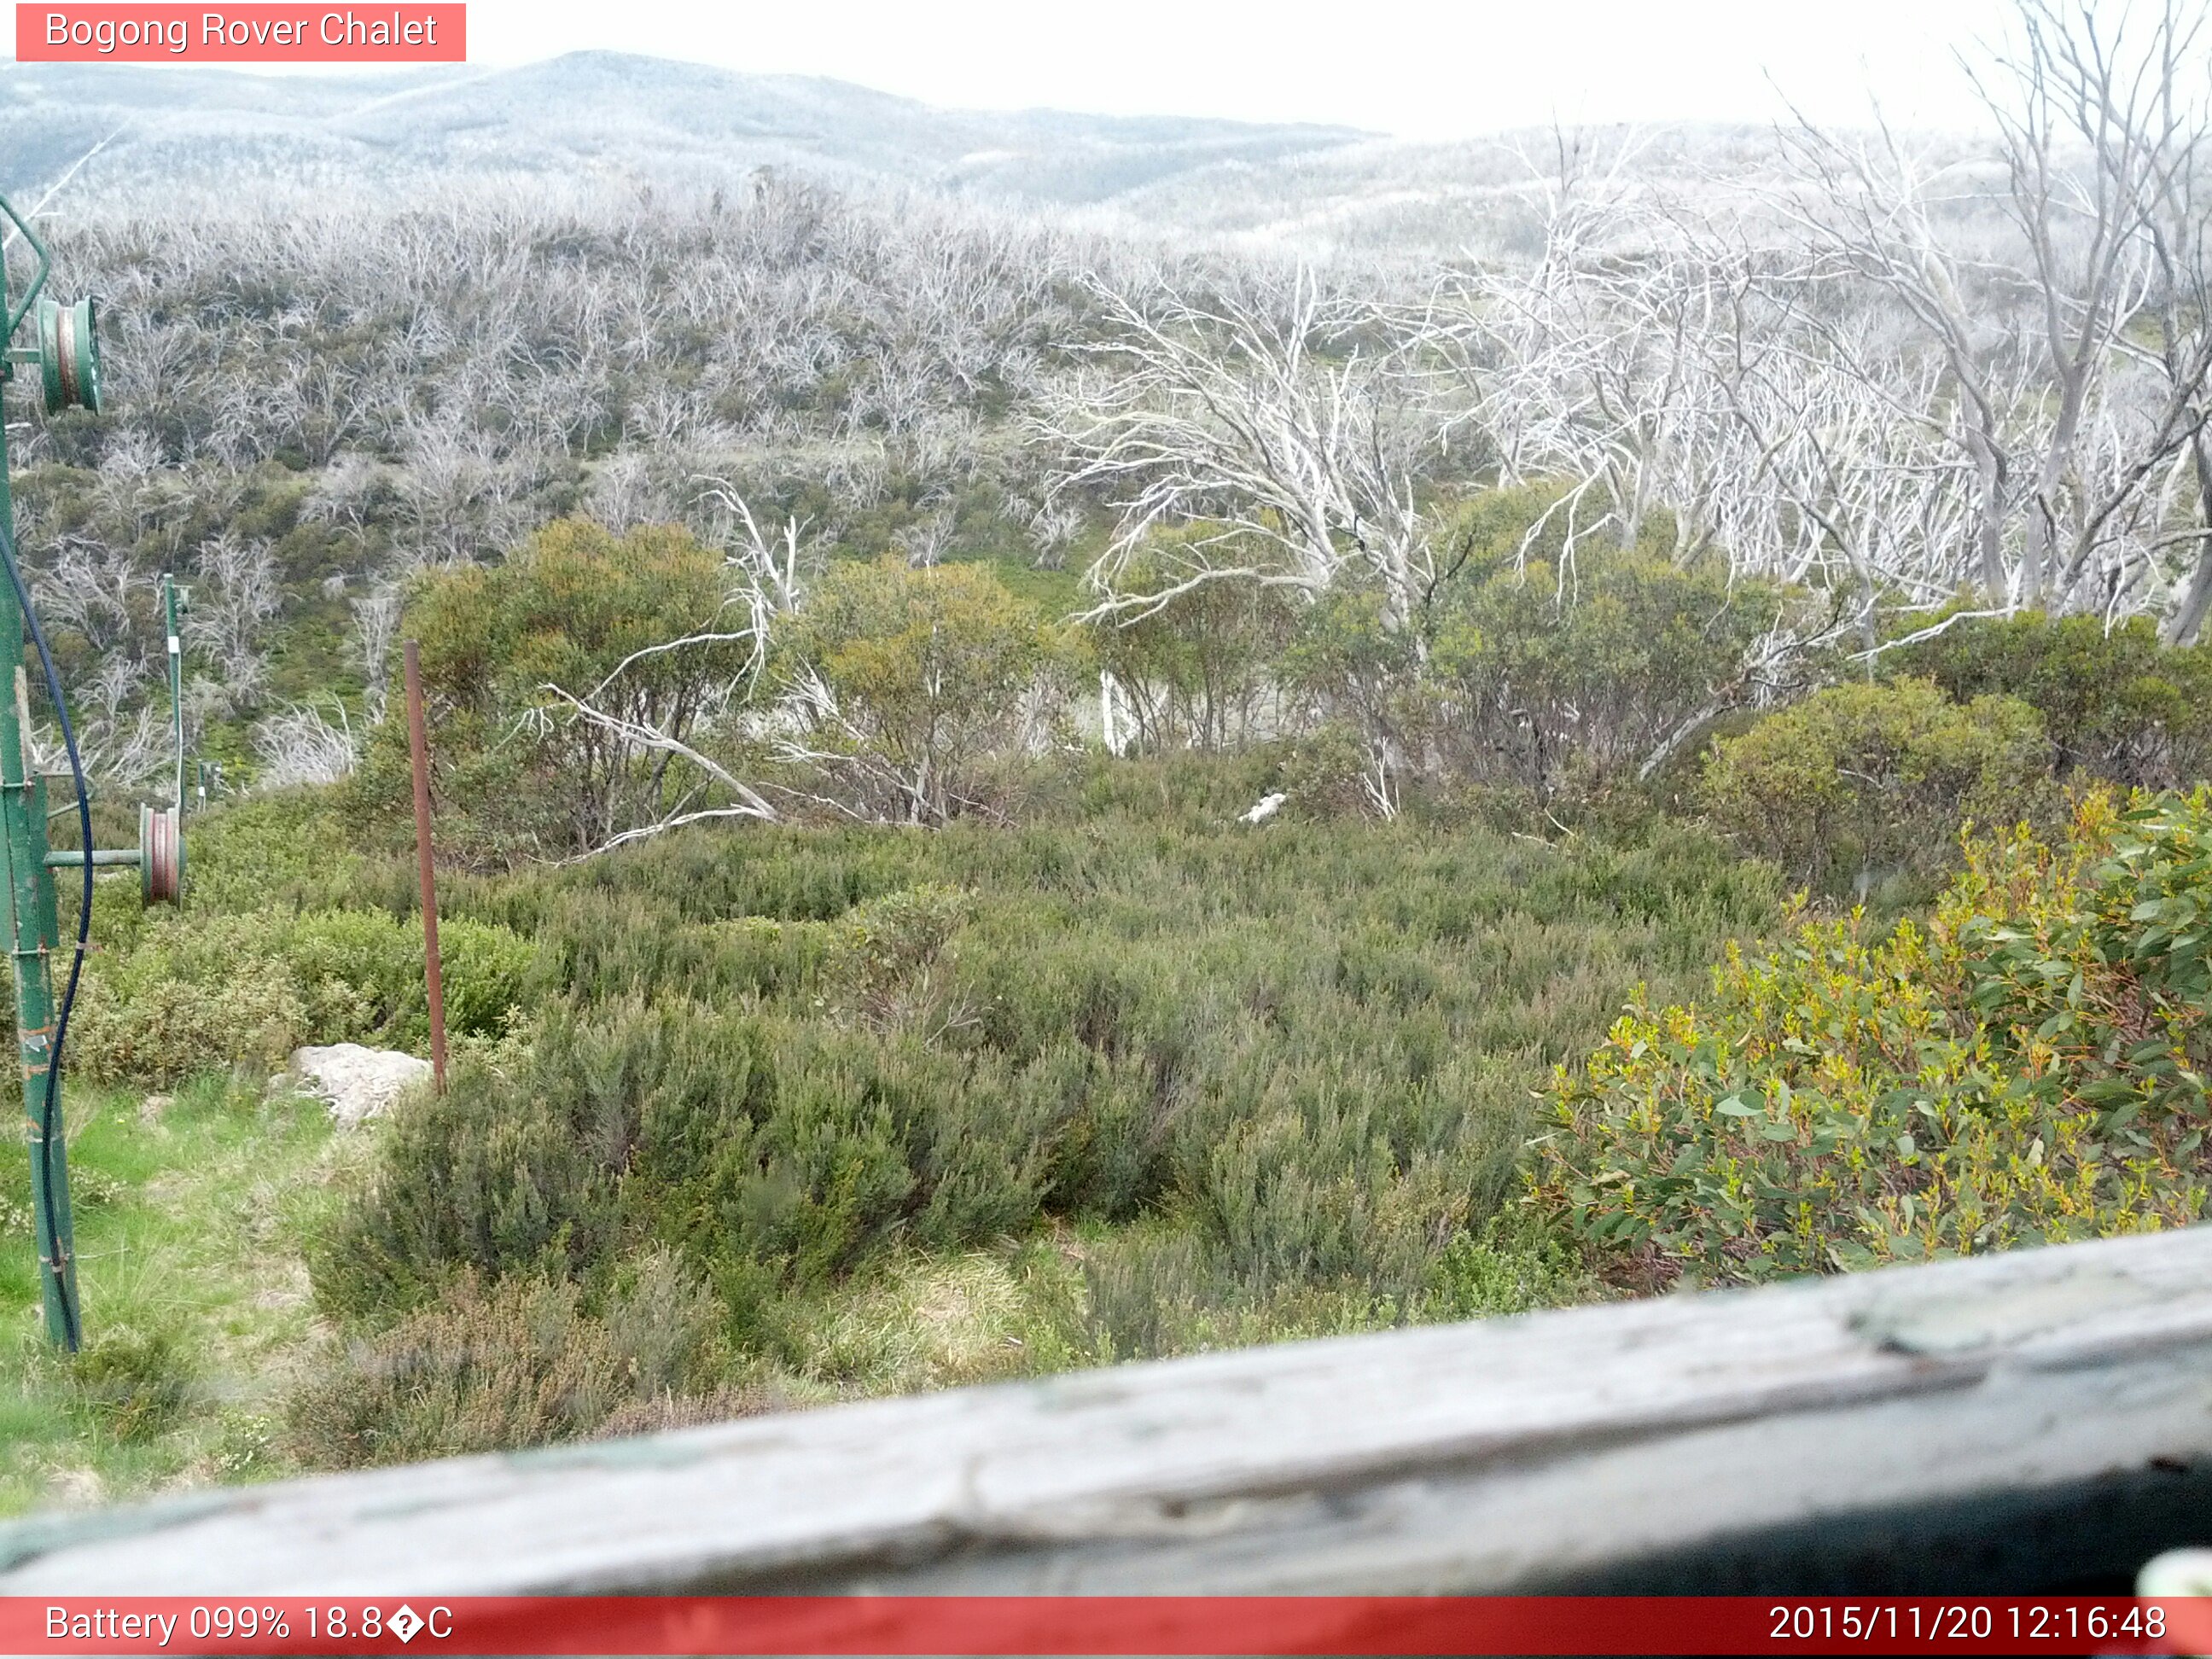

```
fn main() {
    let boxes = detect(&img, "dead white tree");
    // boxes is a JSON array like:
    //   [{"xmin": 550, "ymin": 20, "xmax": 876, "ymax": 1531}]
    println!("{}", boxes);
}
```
[
  {"xmin": 1040, "ymin": 271, "xmax": 1446, "ymax": 632},
  {"xmin": 1700, "ymin": 266, "xmax": 1990, "ymax": 643},
  {"xmin": 1976, "ymin": 0, "xmax": 2212, "ymax": 607},
  {"xmin": 253, "ymin": 698, "xmax": 358, "ymax": 789},
  {"xmin": 2106, "ymin": 1, "xmax": 2212, "ymax": 642},
  {"xmin": 586, "ymin": 451, "xmax": 676, "ymax": 532},
  {"xmin": 350, "ymin": 586, "xmax": 402, "ymax": 719},
  {"xmin": 1025, "ymin": 498, "xmax": 1085, "ymax": 571},
  {"xmin": 33, "ymin": 537, "xmax": 139, "ymax": 651},
  {"xmin": 1424, "ymin": 4, "xmax": 2212, "ymax": 648},
  {"xmin": 1423, "ymin": 131, "xmax": 1726, "ymax": 570},
  {"xmin": 65, "ymin": 655, "xmax": 170, "ymax": 789},
  {"xmin": 536, "ymin": 686, "xmax": 781, "ymax": 856},
  {"xmin": 1771, "ymin": 0, "xmax": 2212, "ymax": 620},
  {"xmin": 896, "ymin": 503, "xmax": 957, "ymax": 569},
  {"xmin": 699, "ymin": 479, "xmax": 813, "ymax": 631},
  {"xmin": 184, "ymin": 533, "xmax": 282, "ymax": 707}
]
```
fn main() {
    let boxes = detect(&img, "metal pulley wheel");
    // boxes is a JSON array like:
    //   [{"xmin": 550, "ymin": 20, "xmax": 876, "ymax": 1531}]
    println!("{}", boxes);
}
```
[
  {"xmin": 138, "ymin": 804, "xmax": 181, "ymax": 905},
  {"xmin": 37, "ymin": 295, "xmax": 100, "ymax": 416}
]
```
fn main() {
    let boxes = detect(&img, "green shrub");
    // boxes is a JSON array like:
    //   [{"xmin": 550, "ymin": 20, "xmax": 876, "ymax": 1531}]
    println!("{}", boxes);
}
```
[
  {"xmin": 284, "ymin": 910, "xmax": 536, "ymax": 1048},
  {"xmin": 1272, "ymin": 492, "xmax": 1819, "ymax": 809},
  {"xmin": 316, "ymin": 782, "xmax": 1779, "ymax": 1370},
  {"xmin": 69, "ymin": 970, "xmax": 307, "ymax": 1086},
  {"xmin": 1278, "ymin": 590, "xmax": 1427, "ymax": 807},
  {"xmin": 1203, "ymin": 1100, "xmax": 1466, "ymax": 1295},
  {"xmin": 821, "ymin": 882, "xmax": 974, "ymax": 1033},
  {"xmin": 1414, "ymin": 1220, "xmax": 1592, "ymax": 1321},
  {"xmin": 285, "ymin": 1259, "xmax": 728, "ymax": 1468},
  {"xmin": 315, "ymin": 1004, "xmax": 1016, "ymax": 1321},
  {"xmin": 70, "ymin": 905, "xmax": 534, "ymax": 1086},
  {"xmin": 72, "ymin": 1325, "xmax": 194, "ymax": 1443},
  {"xmin": 308, "ymin": 1031, "xmax": 627, "ymax": 1317},
  {"xmin": 352, "ymin": 519, "xmax": 757, "ymax": 865},
  {"xmin": 782, "ymin": 556, "xmax": 1070, "ymax": 824},
  {"xmin": 1062, "ymin": 1218, "xmax": 1576, "ymax": 1364},
  {"xmin": 1895, "ymin": 611, "xmax": 2212, "ymax": 789},
  {"xmin": 1534, "ymin": 791, "xmax": 2212, "ymax": 1288},
  {"xmin": 1697, "ymin": 678, "xmax": 2052, "ymax": 891},
  {"xmin": 179, "ymin": 793, "xmax": 369, "ymax": 914},
  {"xmin": 1074, "ymin": 1225, "xmax": 1232, "ymax": 1362},
  {"xmin": 1278, "ymin": 719, "xmax": 1394, "ymax": 819},
  {"xmin": 1421, "ymin": 492, "xmax": 1813, "ymax": 791},
  {"xmin": 1087, "ymin": 532, "xmax": 1298, "ymax": 753}
]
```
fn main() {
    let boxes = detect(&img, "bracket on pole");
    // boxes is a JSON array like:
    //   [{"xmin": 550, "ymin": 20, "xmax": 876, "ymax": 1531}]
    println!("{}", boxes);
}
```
[{"xmin": 1, "ymin": 187, "xmax": 151, "ymax": 1349}]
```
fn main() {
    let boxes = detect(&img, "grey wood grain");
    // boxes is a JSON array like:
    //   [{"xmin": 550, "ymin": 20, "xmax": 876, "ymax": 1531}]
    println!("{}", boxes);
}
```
[{"xmin": 4, "ymin": 1226, "xmax": 2209, "ymax": 1593}]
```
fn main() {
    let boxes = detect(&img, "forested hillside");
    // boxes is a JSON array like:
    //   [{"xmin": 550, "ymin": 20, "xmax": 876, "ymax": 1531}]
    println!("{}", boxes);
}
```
[{"xmin": 5, "ymin": 0, "xmax": 2212, "ymax": 1511}]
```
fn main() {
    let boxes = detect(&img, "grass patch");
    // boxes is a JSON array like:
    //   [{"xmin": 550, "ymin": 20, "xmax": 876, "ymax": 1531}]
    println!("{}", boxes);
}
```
[{"xmin": 0, "ymin": 1075, "xmax": 341, "ymax": 1516}]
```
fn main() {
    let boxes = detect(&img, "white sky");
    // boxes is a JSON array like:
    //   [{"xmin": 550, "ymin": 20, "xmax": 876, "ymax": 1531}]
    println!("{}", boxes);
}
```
[{"xmin": 454, "ymin": 0, "xmax": 2021, "ymax": 138}]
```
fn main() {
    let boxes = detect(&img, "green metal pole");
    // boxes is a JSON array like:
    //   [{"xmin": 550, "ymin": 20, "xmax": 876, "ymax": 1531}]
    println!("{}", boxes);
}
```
[
  {"xmin": 0, "ymin": 410, "xmax": 76, "ymax": 1348},
  {"xmin": 163, "ymin": 575, "xmax": 183, "ymax": 814}
]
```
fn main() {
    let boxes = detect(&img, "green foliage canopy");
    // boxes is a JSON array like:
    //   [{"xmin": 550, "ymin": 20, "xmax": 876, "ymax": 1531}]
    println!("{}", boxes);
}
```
[
  {"xmin": 1087, "ymin": 528, "xmax": 1297, "ymax": 754},
  {"xmin": 1534, "ymin": 791, "xmax": 2212, "ymax": 1287},
  {"xmin": 1894, "ymin": 611, "xmax": 2212, "ymax": 790},
  {"xmin": 784, "ymin": 556, "xmax": 1065, "ymax": 823},
  {"xmin": 1697, "ymin": 678, "xmax": 2053, "ymax": 892},
  {"xmin": 358, "ymin": 519, "xmax": 753, "ymax": 862},
  {"xmin": 1280, "ymin": 488, "xmax": 1813, "ymax": 806}
]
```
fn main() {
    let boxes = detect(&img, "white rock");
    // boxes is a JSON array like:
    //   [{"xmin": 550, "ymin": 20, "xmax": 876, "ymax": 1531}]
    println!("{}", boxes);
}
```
[{"xmin": 289, "ymin": 1044, "xmax": 434, "ymax": 1128}]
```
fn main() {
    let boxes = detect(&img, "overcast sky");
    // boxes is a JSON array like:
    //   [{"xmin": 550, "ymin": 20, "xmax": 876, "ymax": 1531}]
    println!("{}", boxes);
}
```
[{"xmin": 452, "ymin": 0, "xmax": 2018, "ymax": 138}]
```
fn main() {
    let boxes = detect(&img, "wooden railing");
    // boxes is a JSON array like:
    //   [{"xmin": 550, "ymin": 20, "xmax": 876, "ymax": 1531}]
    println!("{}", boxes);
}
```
[{"xmin": 3, "ymin": 1226, "xmax": 2209, "ymax": 1594}]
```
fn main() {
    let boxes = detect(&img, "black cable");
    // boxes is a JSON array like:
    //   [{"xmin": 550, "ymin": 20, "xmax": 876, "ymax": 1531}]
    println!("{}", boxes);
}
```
[{"xmin": 0, "ymin": 511, "xmax": 87, "ymax": 1352}]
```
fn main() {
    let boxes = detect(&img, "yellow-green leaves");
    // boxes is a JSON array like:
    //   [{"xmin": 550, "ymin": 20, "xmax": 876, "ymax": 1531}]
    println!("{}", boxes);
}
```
[
  {"xmin": 1534, "ymin": 789, "xmax": 2212, "ymax": 1288},
  {"xmin": 783, "ymin": 556, "xmax": 1069, "ymax": 824}
]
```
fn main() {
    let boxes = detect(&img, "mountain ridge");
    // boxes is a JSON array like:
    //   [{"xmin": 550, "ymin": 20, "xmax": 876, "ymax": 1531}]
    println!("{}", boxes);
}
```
[{"xmin": 0, "ymin": 49, "xmax": 1371, "ymax": 207}]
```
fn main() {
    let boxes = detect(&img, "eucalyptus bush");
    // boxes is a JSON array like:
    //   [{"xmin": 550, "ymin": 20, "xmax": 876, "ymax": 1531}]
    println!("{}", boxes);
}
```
[
  {"xmin": 780, "ymin": 556, "xmax": 1070, "ymax": 824},
  {"xmin": 1697, "ymin": 678, "xmax": 2053, "ymax": 892},
  {"xmin": 1534, "ymin": 791, "xmax": 2212, "ymax": 1288},
  {"xmin": 1895, "ymin": 611, "xmax": 2212, "ymax": 789},
  {"xmin": 1086, "ymin": 528, "xmax": 1298, "ymax": 754},
  {"xmin": 354, "ymin": 519, "xmax": 753, "ymax": 864},
  {"xmin": 1424, "ymin": 544, "xmax": 1800, "ymax": 797}
]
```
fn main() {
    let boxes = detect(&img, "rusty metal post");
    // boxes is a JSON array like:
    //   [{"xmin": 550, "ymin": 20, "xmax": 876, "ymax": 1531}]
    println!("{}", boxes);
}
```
[{"xmin": 403, "ymin": 640, "xmax": 448, "ymax": 1093}]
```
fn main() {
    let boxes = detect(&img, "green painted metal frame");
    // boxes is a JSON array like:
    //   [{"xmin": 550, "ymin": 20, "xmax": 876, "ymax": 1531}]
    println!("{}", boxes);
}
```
[
  {"xmin": 164, "ymin": 575, "xmax": 184, "ymax": 813},
  {"xmin": 1, "ymin": 188, "xmax": 173, "ymax": 1347},
  {"xmin": 1, "ymin": 199, "xmax": 76, "ymax": 1347}
]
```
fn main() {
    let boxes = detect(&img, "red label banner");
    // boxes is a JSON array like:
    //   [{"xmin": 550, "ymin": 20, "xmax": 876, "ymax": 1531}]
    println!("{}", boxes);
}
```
[
  {"xmin": 15, "ymin": 5, "xmax": 464, "ymax": 61},
  {"xmin": 2, "ymin": 1596, "xmax": 2209, "ymax": 1656}
]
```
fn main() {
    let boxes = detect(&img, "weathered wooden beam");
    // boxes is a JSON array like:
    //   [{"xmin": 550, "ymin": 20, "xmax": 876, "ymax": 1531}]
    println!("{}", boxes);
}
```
[{"xmin": 4, "ymin": 1226, "xmax": 2210, "ymax": 1594}]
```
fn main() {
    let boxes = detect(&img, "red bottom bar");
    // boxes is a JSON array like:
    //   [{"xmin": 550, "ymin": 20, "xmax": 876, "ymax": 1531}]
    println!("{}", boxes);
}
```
[{"xmin": 5, "ymin": 1595, "xmax": 2210, "ymax": 1656}]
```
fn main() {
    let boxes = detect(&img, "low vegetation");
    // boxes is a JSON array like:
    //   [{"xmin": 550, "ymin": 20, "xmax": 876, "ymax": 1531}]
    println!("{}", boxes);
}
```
[
  {"xmin": 296, "ymin": 758, "xmax": 1773, "ymax": 1464},
  {"xmin": 9, "ymin": 760, "xmax": 1759, "ymax": 1492},
  {"xmin": 1696, "ymin": 677, "xmax": 2054, "ymax": 899},
  {"xmin": 1538, "ymin": 792, "xmax": 2212, "ymax": 1288},
  {"xmin": 13, "ymin": 472, "xmax": 2212, "ymax": 1506},
  {"xmin": 0, "ymin": 1076, "xmax": 341, "ymax": 1512}
]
